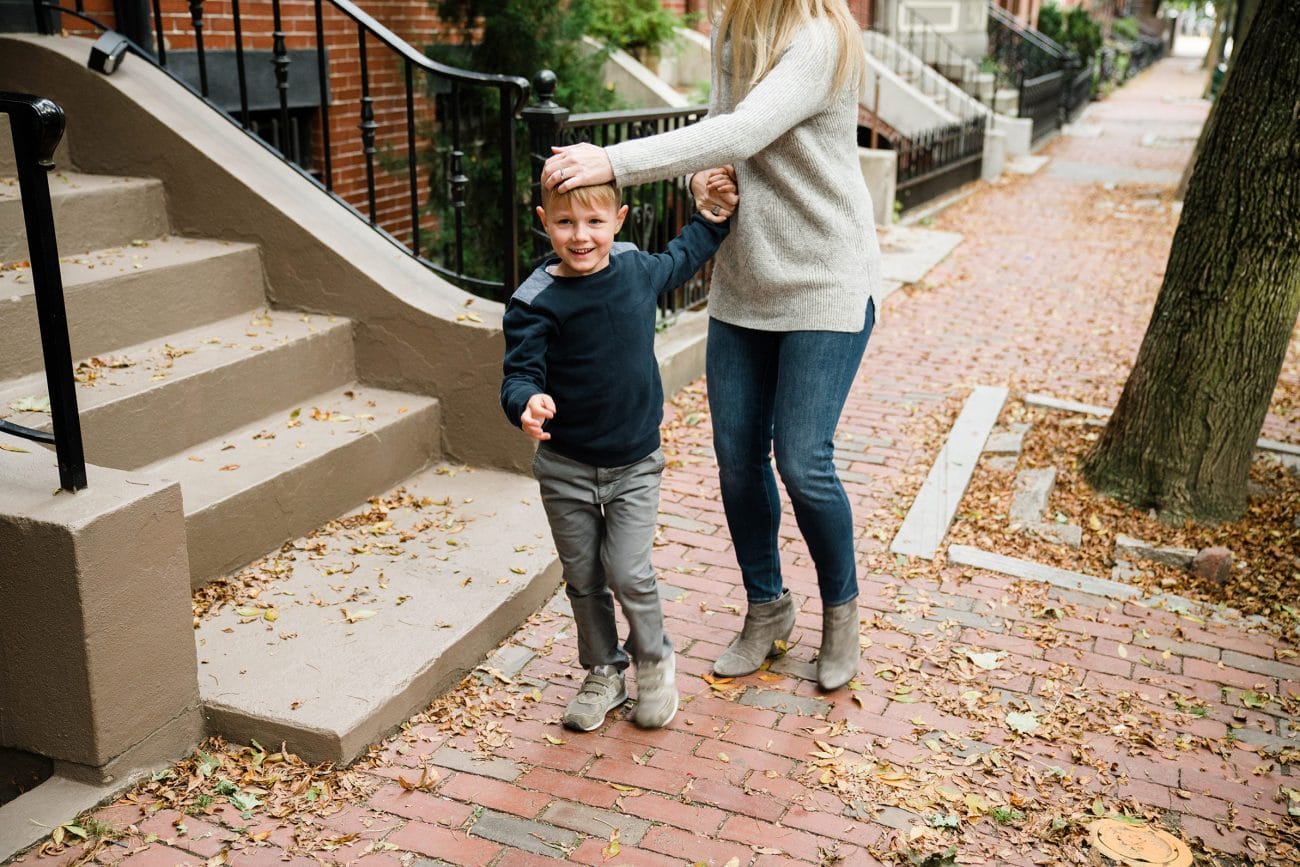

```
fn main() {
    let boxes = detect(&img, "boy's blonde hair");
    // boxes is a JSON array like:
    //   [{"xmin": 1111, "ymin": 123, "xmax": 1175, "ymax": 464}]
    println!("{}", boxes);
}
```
[
  {"xmin": 540, "ymin": 181, "xmax": 621, "ymax": 213},
  {"xmin": 709, "ymin": 0, "xmax": 864, "ymax": 97}
]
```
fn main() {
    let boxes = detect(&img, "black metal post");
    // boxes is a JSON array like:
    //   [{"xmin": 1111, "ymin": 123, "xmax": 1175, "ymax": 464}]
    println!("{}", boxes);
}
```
[
  {"xmin": 31, "ymin": 0, "xmax": 54, "ymax": 34},
  {"xmin": 189, "ymin": 0, "xmax": 208, "ymax": 97},
  {"xmin": 112, "ymin": 0, "xmax": 154, "ymax": 55},
  {"xmin": 0, "ymin": 93, "xmax": 87, "ymax": 492},
  {"xmin": 271, "ymin": 0, "xmax": 292, "ymax": 146},
  {"xmin": 497, "ymin": 81, "xmax": 522, "ymax": 296},
  {"xmin": 520, "ymin": 69, "xmax": 568, "ymax": 262},
  {"xmin": 358, "ymin": 25, "xmax": 377, "ymax": 224},
  {"xmin": 313, "ymin": 0, "xmax": 333, "ymax": 190}
]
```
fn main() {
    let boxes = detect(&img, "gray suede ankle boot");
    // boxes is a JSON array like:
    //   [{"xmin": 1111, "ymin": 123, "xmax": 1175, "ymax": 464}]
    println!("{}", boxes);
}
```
[
  {"xmin": 816, "ymin": 600, "xmax": 861, "ymax": 691},
  {"xmin": 713, "ymin": 590, "xmax": 796, "ymax": 677}
]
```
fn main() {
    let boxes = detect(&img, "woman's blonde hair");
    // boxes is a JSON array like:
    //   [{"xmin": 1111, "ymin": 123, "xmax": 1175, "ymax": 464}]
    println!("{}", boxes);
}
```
[{"xmin": 709, "ymin": 0, "xmax": 864, "ymax": 97}]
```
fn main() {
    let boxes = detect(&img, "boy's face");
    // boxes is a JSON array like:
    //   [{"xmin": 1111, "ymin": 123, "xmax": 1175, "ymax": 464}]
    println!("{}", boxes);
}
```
[{"xmin": 537, "ymin": 196, "xmax": 629, "ymax": 278}]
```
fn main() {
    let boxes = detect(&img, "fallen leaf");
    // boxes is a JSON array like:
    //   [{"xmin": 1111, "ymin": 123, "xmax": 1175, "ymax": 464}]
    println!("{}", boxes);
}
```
[{"xmin": 1005, "ymin": 711, "xmax": 1040, "ymax": 735}]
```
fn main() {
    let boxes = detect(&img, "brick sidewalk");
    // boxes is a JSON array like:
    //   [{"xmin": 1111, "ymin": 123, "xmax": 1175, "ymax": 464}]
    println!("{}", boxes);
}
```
[{"xmin": 18, "ymin": 53, "xmax": 1299, "ymax": 867}]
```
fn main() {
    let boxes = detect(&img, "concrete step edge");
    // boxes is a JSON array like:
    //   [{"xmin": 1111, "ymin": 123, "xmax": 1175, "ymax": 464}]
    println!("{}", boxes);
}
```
[
  {"xmin": 1, "ymin": 174, "xmax": 170, "ymax": 262},
  {"xmin": 194, "ymin": 462, "xmax": 558, "ymax": 764},
  {"xmin": 0, "ymin": 237, "xmax": 266, "ymax": 381},
  {"xmin": 149, "ymin": 383, "xmax": 442, "ymax": 583},
  {"xmin": 0, "ymin": 310, "xmax": 356, "ymax": 469}
]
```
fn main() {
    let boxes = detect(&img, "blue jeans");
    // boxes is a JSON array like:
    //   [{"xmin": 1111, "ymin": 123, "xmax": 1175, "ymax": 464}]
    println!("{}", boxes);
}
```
[{"xmin": 706, "ymin": 299, "xmax": 874, "ymax": 607}]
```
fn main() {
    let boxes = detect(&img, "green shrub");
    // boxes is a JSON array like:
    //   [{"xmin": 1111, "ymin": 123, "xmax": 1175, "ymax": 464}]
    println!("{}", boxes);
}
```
[
  {"xmin": 423, "ymin": 0, "xmax": 620, "ymax": 295},
  {"xmin": 1112, "ymin": 15, "xmax": 1140, "ymax": 40},
  {"xmin": 1036, "ymin": 2, "xmax": 1101, "ymax": 61},
  {"xmin": 588, "ymin": 0, "xmax": 688, "ymax": 60}
]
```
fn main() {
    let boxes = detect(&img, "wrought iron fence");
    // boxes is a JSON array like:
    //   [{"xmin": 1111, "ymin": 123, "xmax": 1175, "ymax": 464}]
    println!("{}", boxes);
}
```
[
  {"xmin": 522, "ymin": 71, "xmax": 711, "ymax": 322},
  {"xmin": 32, "ymin": 0, "xmax": 529, "ymax": 298},
  {"xmin": 1063, "ymin": 59, "xmax": 1093, "ymax": 122},
  {"xmin": 0, "ymin": 93, "xmax": 87, "ymax": 492},
  {"xmin": 987, "ymin": 3, "xmax": 1071, "ymax": 142},
  {"xmin": 894, "ymin": 115, "xmax": 986, "ymax": 212}
]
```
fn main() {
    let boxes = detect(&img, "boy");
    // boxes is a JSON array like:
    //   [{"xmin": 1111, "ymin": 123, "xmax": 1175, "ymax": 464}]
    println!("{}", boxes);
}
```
[{"xmin": 501, "ymin": 177, "xmax": 736, "ymax": 730}]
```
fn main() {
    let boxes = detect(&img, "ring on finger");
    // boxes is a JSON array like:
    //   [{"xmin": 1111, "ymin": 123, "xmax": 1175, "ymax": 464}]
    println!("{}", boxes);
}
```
[{"xmin": 711, "ymin": 204, "xmax": 722, "ymax": 216}]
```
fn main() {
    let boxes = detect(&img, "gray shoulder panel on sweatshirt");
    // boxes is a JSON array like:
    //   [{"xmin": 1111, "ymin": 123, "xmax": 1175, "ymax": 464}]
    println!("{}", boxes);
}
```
[{"xmin": 512, "ymin": 267, "xmax": 554, "ymax": 306}]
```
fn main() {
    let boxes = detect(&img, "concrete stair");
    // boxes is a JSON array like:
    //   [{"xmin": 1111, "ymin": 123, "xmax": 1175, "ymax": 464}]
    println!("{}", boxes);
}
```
[
  {"xmin": 196, "ymin": 463, "xmax": 559, "ymax": 763},
  {"xmin": 0, "ymin": 171, "xmax": 168, "ymax": 261},
  {"xmin": 2, "ymin": 128, "xmax": 558, "ymax": 764},
  {"xmin": 0, "ymin": 237, "xmax": 265, "ymax": 380},
  {"xmin": 148, "ymin": 382, "xmax": 440, "ymax": 584}
]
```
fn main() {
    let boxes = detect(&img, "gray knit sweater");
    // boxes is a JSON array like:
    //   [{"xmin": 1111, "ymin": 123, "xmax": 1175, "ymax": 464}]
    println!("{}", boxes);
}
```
[{"xmin": 606, "ymin": 19, "xmax": 881, "ymax": 333}]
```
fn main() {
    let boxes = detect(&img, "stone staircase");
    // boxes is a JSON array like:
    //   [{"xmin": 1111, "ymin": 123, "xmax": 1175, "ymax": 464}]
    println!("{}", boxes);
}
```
[
  {"xmin": 0, "ymin": 130, "xmax": 557, "ymax": 764},
  {"xmin": 862, "ymin": 30, "xmax": 999, "ymax": 127}
]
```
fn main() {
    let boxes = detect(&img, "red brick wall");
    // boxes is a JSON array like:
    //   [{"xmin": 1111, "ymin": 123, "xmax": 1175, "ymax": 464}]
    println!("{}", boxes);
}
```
[{"xmin": 64, "ymin": 0, "xmax": 454, "ymax": 250}]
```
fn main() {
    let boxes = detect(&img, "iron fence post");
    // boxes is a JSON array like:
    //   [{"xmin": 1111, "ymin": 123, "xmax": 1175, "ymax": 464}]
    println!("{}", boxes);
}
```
[{"xmin": 520, "ymin": 70, "xmax": 569, "ymax": 262}]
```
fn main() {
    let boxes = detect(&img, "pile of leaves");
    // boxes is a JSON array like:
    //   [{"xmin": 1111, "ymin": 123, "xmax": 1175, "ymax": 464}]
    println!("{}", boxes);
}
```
[
  {"xmin": 948, "ymin": 401, "xmax": 1300, "ymax": 628},
  {"xmin": 37, "ymin": 737, "xmax": 380, "ymax": 863}
]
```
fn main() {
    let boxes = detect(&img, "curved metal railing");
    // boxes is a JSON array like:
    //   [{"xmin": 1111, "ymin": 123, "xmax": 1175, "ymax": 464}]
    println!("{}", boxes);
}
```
[
  {"xmin": 0, "ymin": 92, "xmax": 87, "ymax": 491},
  {"xmin": 32, "ymin": 0, "xmax": 530, "ymax": 297}
]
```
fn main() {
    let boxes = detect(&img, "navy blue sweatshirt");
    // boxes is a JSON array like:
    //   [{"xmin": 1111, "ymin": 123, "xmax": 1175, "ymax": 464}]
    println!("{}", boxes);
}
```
[{"xmin": 501, "ymin": 215, "xmax": 729, "ymax": 468}]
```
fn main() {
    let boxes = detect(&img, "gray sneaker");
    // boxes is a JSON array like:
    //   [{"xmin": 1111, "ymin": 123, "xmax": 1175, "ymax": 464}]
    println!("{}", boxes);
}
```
[
  {"xmin": 562, "ymin": 666, "xmax": 627, "ymax": 732},
  {"xmin": 633, "ymin": 654, "xmax": 678, "ymax": 729}
]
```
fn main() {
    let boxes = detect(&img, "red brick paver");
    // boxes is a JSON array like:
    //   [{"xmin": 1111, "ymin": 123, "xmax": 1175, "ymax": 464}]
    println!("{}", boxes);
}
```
[{"xmin": 14, "ymin": 47, "xmax": 1299, "ymax": 867}]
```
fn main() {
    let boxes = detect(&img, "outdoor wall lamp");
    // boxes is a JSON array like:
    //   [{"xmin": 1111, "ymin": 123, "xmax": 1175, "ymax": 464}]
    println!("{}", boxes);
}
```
[{"xmin": 88, "ymin": 32, "xmax": 130, "ymax": 75}]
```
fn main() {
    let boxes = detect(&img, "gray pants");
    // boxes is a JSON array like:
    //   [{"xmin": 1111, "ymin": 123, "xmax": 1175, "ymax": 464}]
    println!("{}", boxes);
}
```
[{"xmin": 533, "ymin": 445, "xmax": 672, "ymax": 672}]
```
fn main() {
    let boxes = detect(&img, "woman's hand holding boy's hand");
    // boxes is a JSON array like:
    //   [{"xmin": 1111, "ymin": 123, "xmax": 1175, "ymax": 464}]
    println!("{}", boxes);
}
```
[
  {"xmin": 521, "ymin": 393, "xmax": 556, "ymax": 441},
  {"xmin": 694, "ymin": 165, "xmax": 738, "ymax": 223}
]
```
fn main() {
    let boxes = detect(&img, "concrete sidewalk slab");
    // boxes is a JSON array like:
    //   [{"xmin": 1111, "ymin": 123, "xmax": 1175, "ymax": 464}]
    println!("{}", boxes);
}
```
[{"xmin": 877, "ymin": 225, "xmax": 964, "ymax": 284}]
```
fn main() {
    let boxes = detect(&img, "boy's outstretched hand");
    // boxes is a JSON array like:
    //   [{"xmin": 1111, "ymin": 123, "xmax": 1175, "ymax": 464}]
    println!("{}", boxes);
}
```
[
  {"xmin": 521, "ymin": 393, "xmax": 556, "ymax": 441},
  {"xmin": 693, "ymin": 165, "xmax": 739, "ymax": 223}
]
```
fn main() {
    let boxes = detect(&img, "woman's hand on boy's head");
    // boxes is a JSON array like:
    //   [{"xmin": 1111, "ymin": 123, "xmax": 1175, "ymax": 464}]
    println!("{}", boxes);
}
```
[
  {"xmin": 543, "ymin": 144, "xmax": 614, "ymax": 194},
  {"xmin": 521, "ymin": 393, "xmax": 556, "ymax": 441}
]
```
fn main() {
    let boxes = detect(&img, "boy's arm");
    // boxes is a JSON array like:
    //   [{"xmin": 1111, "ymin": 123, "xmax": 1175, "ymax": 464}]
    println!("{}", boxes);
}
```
[
  {"xmin": 642, "ymin": 214, "xmax": 731, "ymax": 296},
  {"xmin": 500, "ymin": 300, "xmax": 555, "ymax": 429}
]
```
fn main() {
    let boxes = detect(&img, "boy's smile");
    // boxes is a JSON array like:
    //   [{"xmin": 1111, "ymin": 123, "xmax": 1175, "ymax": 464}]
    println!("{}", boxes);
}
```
[{"xmin": 537, "ymin": 197, "xmax": 629, "ymax": 278}]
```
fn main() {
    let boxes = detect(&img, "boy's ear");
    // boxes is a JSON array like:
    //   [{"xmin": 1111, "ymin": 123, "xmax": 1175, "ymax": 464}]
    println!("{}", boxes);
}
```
[
  {"xmin": 613, "ymin": 204, "xmax": 629, "ymax": 232},
  {"xmin": 535, "ymin": 205, "xmax": 548, "ymax": 229}
]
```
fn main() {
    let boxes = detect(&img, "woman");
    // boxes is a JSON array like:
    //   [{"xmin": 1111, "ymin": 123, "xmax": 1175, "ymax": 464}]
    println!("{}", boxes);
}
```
[{"xmin": 543, "ymin": 0, "xmax": 881, "ymax": 691}]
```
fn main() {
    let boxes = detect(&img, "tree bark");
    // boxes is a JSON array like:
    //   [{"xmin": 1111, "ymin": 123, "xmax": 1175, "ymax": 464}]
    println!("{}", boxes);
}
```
[{"xmin": 1080, "ymin": 0, "xmax": 1300, "ymax": 525}]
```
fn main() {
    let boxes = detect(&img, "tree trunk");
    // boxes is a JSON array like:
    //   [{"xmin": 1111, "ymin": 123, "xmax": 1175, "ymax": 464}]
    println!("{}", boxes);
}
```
[
  {"xmin": 1201, "ymin": 0, "xmax": 1230, "ymax": 83},
  {"xmin": 1080, "ymin": 0, "xmax": 1300, "ymax": 525}
]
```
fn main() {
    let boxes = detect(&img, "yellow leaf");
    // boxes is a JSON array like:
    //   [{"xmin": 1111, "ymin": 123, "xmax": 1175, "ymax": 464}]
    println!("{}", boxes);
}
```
[
  {"xmin": 1116, "ymin": 644, "xmax": 1128, "ymax": 658},
  {"xmin": 609, "ymin": 783, "xmax": 640, "ymax": 792},
  {"xmin": 717, "ymin": 752, "xmax": 730, "ymax": 763},
  {"xmin": 545, "ymin": 734, "xmax": 565, "ymax": 745},
  {"xmin": 602, "ymin": 829, "xmax": 621, "ymax": 861},
  {"xmin": 0, "ymin": 443, "xmax": 30, "ymax": 453},
  {"xmin": 263, "ymin": 609, "xmax": 279, "ymax": 622}
]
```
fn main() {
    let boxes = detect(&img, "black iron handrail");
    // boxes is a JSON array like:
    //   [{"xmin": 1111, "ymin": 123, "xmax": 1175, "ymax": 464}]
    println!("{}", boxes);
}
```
[
  {"xmin": 988, "ymin": 3, "xmax": 1070, "ymax": 63},
  {"xmin": 987, "ymin": 2, "xmax": 1070, "ymax": 89},
  {"xmin": 0, "ymin": 93, "xmax": 87, "ymax": 492},
  {"xmin": 521, "ymin": 70, "xmax": 711, "ymax": 321},
  {"xmin": 33, "ymin": 0, "xmax": 530, "ymax": 297}
]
